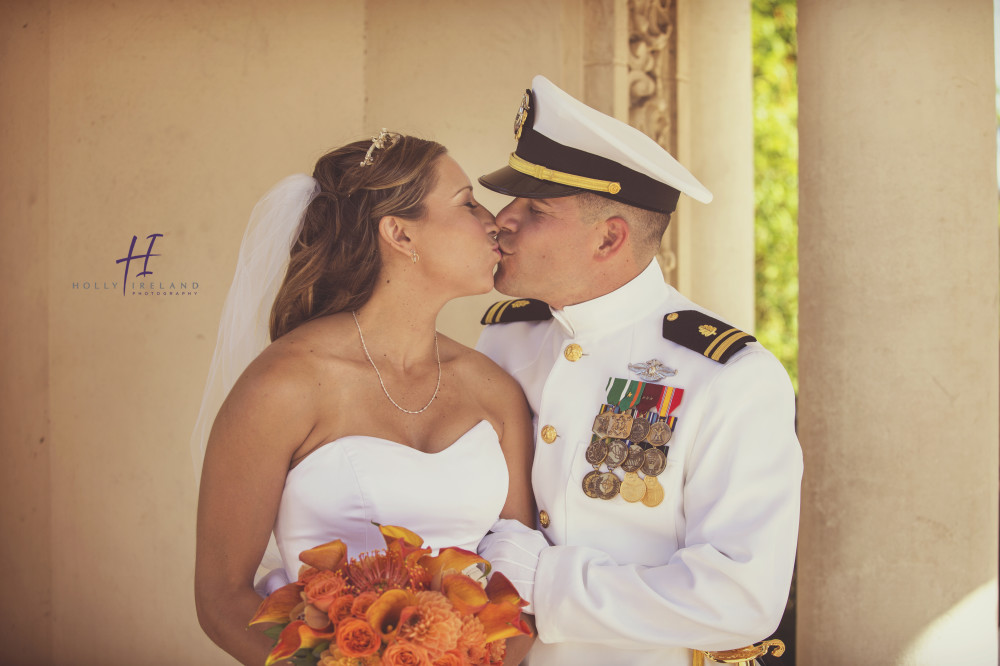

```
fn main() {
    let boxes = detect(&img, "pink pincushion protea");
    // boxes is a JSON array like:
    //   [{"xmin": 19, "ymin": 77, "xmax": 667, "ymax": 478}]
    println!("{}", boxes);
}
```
[
  {"xmin": 249, "ymin": 524, "xmax": 530, "ymax": 666},
  {"xmin": 347, "ymin": 551, "xmax": 412, "ymax": 595}
]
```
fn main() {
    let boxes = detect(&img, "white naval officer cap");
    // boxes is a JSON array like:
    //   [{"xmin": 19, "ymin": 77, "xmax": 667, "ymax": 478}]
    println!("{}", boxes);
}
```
[{"xmin": 479, "ymin": 75, "xmax": 712, "ymax": 214}]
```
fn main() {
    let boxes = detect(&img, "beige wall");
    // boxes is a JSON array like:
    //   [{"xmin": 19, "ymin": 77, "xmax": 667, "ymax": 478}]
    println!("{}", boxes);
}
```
[
  {"xmin": 44, "ymin": 2, "xmax": 366, "ymax": 662},
  {"xmin": 1, "ymin": 1, "xmax": 583, "ymax": 663},
  {"xmin": 1, "ymin": 2, "xmax": 53, "ymax": 660}
]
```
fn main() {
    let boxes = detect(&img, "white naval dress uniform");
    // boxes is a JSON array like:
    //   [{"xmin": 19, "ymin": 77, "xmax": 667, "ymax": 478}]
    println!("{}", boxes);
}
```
[{"xmin": 476, "ymin": 260, "xmax": 803, "ymax": 666}]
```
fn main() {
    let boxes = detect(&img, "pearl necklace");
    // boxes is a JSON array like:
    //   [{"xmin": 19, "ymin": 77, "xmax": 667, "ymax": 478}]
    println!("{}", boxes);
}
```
[{"xmin": 352, "ymin": 311, "xmax": 441, "ymax": 415}]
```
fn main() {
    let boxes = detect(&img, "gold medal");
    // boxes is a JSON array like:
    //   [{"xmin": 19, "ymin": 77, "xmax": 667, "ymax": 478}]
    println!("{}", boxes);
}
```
[
  {"xmin": 628, "ymin": 415, "xmax": 651, "ymax": 443},
  {"xmin": 605, "ymin": 439, "xmax": 628, "ymax": 470},
  {"xmin": 645, "ymin": 420, "xmax": 672, "ymax": 446},
  {"xmin": 641, "ymin": 474, "xmax": 665, "ymax": 507},
  {"xmin": 596, "ymin": 471, "xmax": 621, "ymax": 500},
  {"xmin": 592, "ymin": 411, "xmax": 612, "ymax": 438},
  {"xmin": 641, "ymin": 447, "xmax": 668, "ymax": 476},
  {"xmin": 607, "ymin": 412, "xmax": 633, "ymax": 439},
  {"xmin": 585, "ymin": 438, "xmax": 609, "ymax": 465},
  {"xmin": 621, "ymin": 444, "xmax": 644, "ymax": 473},
  {"xmin": 620, "ymin": 471, "xmax": 646, "ymax": 503},
  {"xmin": 582, "ymin": 469, "xmax": 602, "ymax": 498}
]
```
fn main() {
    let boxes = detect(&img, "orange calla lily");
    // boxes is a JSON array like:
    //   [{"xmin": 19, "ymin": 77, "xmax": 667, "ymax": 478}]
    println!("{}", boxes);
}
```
[
  {"xmin": 441, "ymin": 573, "xmax": 489, "ymax": 615},
  {"xmin": 249, "ymin": 582, "xmax": 304, "ymax": 625},
  {"xmin": 264, "ymin": 620, "xmax": 335, "ymax": 666},
  {"xmin": 377, "ymin": 524, "xmax": 432, "ymax": 568},
  {"xmin": 484, "ymin": 572, "xmax": 528, "ymax": 608},
  {"xmin": 376, "ymin": 524, "xmax": 424, "ymax": 548},
  {"xmin": 299, "ymin": 539, "xmax": 348, "ymax": 572},
  {"xmin": 476, "ymin": 603, "xmax": 532, "ymax": 643},
  {"xmin": 365, "ymin": 588, "xmax": 414, "ymax": 642},
  {"xmin": 420, "ymin": 546, "xmax": 489, "ymax": 579}
]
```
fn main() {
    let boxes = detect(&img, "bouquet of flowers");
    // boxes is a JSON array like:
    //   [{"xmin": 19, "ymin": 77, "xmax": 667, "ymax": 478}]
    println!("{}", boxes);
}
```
[{"xmin": 249, "ymin": 524, "xmax": 530, "ymax": 666}]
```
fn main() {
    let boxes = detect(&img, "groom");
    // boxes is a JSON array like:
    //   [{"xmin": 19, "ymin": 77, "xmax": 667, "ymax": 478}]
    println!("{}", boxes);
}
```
[{"xmin": 474, "ymin": 75, "xmax": 802, "ymax": 666}]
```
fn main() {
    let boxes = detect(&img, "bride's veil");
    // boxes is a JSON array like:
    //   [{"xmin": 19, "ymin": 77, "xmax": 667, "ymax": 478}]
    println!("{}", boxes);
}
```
[{"xmin": 190, "ymin": 174, "xmax": 320, "ymax": 583}]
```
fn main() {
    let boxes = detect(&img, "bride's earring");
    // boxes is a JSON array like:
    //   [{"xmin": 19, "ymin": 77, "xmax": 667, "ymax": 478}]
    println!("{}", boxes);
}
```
[{"xmin": 411, "ymin": 249, "xmax": 420, "ymax": 264}]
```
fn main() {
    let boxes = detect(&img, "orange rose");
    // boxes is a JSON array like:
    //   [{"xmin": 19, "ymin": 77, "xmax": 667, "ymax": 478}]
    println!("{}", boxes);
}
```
[
  {"xmin": 381, "ymin": 641, "xmax": 431, "ymax": 666},
  {"xmin": 318, "ymin": 646, "xmax": 381, "ymax": 666},
  {"xmin": 352, "ymin": 591, "xmax": 379, "ymax": 618},
  {"xmin": 305, "ymin": 570, "xmax": 348, "ymax": 612},
  {"xmin": 328, "ymin": 594, "xmax": 356, "ymax": 627},
  {"xmin": 336, "ymin": 617, "xmax": 381, "ymax": 658}
]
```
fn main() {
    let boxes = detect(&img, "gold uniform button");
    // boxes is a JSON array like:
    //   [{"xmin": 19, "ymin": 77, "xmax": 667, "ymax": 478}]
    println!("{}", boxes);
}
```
[
  {"xmin": 666, "ymin": 312, "xmax": 679, "ymax": 321},
  {"xmin": 539, "ymin": 510, "xmax": 550, "ymax": 528},
  {"xmin": 563, "ymin": 343, "xmax": 583, "ymax": 362},
  {"xmin": 540, "ymin": 425, "xmax": 558, "ymax": 444}
]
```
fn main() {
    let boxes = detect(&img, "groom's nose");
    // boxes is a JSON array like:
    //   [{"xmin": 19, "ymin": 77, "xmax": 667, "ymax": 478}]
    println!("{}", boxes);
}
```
[{"xmin": 495, "ymin": 199, "xmax": 525, "ymax": 233}]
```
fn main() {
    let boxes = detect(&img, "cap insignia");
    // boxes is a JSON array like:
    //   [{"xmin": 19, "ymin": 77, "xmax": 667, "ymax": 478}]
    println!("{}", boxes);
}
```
[{"xmin": 514, "ymin": 91, "xmax": 530, "ymax": 141}]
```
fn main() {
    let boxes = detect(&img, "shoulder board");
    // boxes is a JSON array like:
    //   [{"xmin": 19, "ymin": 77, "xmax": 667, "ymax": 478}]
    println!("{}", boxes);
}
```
[
  {"xmin": 662, "ymin": 310, "xmax": 756, "ymax": 364},
  {"xmin": 481, "ymin": 299, "xmax": 552, "ymax": 325}
]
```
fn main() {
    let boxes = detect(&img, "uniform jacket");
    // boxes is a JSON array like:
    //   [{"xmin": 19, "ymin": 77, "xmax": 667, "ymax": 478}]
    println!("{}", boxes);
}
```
[{"xmin": 476, "ymin": 260, "xmax": 802, "ymax": 666}]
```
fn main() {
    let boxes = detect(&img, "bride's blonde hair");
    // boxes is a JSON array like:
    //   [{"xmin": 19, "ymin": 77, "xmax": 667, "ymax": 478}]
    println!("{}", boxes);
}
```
[{"xmin": 269, "ymin": 135, "xmax": 446, "ymax": 340}]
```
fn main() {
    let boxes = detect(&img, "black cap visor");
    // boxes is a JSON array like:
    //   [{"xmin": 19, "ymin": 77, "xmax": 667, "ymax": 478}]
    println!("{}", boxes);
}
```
[{"xmin": 478, "ymin": 165, "xmax": 582, "ymax": 199}]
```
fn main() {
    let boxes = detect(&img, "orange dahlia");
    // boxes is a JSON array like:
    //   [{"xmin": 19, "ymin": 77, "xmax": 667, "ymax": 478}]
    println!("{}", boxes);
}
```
[
  {"xmin": 455, "ymin": 615, "xmax": 487, "ymax": 664},
  {"xmin": 397, "ymin": 591, "xmax": 462, "ymax": 657}
]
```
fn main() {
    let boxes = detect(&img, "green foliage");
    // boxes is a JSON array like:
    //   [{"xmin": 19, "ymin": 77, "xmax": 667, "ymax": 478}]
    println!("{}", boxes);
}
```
[{"xmin": 753, "ymin": 0, "xmax": 799, "ymax": 390}]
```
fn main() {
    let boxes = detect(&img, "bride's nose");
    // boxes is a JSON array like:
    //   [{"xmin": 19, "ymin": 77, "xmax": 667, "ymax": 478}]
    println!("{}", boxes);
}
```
[{"xmin": 477, "ymin": 205, "xmax": 498, "ymax": 235}]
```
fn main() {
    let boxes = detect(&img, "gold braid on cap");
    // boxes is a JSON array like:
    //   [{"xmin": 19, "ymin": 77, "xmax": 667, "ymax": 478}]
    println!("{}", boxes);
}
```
[
  {"xmin": 360, "ymin": 129, "xmax": 402, "ymax": 167},
  {"xmin": 508, "ymin": 153, "xmax": 621, "ymax": 194}
]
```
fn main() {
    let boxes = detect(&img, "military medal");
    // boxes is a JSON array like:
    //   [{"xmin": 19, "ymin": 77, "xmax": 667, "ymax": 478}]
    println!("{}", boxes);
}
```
[
  {"xmin": 596, "ymin": 471, "xmax": 621, "ymax": 500},
  {"xmin": 592, "ymin": 411, "xmax": 612, "ymax": 438},
  {"xmin": 604, "ymin": 439, "xmax": 628, "ymax": 470},
  {"xmin": 627, "ymin": 413, "xmax": 651, "ymax": 443},
  {"xmin": 621, "ymin": 444, "xmax": 645, "ymax": 473},
  {"xmin": 607, "ymin": 412, "xmax": 633, "ymax": 439},
  {"xmin": 641, "ymin": 447, "xmax": 668, "ymax": 477},
  {"xmin": 620, "ymin": 471, "xmax": 646, "ymax": 503},
  {"xmin": 585, "ymin": 437, "xmax": 609, "ymax": 465},
  {"xmin": 582, "ymin": 469, "xmax": 603, "ymax": 498},
  {"xmin": 641, "ymin": 475, "xmax": 665, "ymax": 507},
  {"xmin": 645, "ymin": 420, "xmax": 672, "ymax": 446}
]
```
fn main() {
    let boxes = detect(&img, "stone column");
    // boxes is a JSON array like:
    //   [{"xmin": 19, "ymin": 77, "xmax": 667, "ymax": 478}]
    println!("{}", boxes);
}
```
[
  {"xmin": 675, "ymin": 0, "xmax": 755, "ymax": 331},
  {"xmin": 797, "ymin": 1, "xmax": 999, "ymax": 663}
]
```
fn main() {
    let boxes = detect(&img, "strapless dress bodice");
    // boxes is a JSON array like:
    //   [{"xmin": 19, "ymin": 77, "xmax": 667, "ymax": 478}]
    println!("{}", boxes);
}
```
[{"xmin": 272, "ymin": 419, "xmax": 508, "ymax": 581}]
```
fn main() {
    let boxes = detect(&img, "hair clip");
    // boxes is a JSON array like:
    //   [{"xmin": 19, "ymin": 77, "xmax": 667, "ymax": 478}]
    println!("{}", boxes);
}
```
[{"xmin": 360, "ymin": 128, "xmax": 401, "ymax": 167}]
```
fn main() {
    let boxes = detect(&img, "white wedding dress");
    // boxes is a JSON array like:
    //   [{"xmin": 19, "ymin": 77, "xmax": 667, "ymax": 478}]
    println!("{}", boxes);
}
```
[{"xmin": 261, "ymin": 419, "xmax": 508, "ymax": 590}]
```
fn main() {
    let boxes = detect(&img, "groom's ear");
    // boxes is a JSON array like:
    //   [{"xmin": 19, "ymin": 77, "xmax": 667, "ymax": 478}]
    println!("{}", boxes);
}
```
[{"xmin": 378, "ymin": 215, "xmax": 414, "ymax": 259}]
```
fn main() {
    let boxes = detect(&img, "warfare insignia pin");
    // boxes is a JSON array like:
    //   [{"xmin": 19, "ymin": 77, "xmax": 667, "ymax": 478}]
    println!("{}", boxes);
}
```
[{"xmin": 628, "ymin": 359, "xmax": 676, "ymax": 381}]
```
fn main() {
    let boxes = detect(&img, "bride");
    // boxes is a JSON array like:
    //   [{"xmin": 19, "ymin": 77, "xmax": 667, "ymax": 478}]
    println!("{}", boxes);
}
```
[{"xmin": 193, "ymin": 132, "xmax": 539, "ymax": 665}]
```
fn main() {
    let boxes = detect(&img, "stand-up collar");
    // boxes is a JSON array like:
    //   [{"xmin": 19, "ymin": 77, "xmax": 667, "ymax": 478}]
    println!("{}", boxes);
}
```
[{"xmin": 550, "ymin": 260, "xmax": 669, "ymax": 338}]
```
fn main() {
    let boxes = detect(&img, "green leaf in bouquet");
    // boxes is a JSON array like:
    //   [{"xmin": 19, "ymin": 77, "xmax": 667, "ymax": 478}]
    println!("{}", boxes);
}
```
[{"xmin": 263, "ymin": 624, "xmax": 285, "ymax": 642}]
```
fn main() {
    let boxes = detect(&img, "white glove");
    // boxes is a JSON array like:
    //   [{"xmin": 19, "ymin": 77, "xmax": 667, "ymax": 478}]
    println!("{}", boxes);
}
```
[{"xmin": 477, "ymin": 518, "xmax": 549, "ymax": 614}]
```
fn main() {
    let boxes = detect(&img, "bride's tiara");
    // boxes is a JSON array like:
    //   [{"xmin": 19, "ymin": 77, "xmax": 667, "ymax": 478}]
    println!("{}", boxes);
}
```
[{"xmin": 360, "ymin": 128, "xmax": 402, "ymax": 167}]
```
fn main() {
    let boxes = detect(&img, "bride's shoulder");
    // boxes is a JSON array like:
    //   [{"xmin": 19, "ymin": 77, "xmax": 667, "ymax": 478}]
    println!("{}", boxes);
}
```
[
  {"xmin": 238, "ymin": 316, "xmax": 358, "ymax": 394},
  {"xmin": 439, "ymin": 336, "xmax": 523, "ymax": 400}
]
